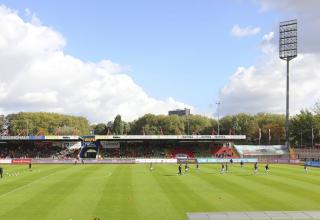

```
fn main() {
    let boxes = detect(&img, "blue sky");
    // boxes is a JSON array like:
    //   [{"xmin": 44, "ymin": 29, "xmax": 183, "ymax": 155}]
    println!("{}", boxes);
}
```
[
  {"xmin": 0, "ymin": 0, "xmax": 280, "ymax": 114},
  {"xmin": 7, "ymin": 1, "xmax": 320, "ymax": 123}
]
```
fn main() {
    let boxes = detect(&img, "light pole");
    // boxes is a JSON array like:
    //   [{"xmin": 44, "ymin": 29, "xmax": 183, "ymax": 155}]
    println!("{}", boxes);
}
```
[
  {"xmin": 312, "ymin": 127, "xmax": 314, "ymax": 148},
  {"xmin": 187, "ymin": 110, "xmax": 190, "ymax": 135},
  {"xmin": 279, "ymin": 19, "xmax": 297, "ymax": 149},
  {"xmin": 26, "ymin": 119, "xmax": 29, "ymax": 136},
  {"xmin": 216, "ymin": 101, "xmax": 221, "ymax": 135}
]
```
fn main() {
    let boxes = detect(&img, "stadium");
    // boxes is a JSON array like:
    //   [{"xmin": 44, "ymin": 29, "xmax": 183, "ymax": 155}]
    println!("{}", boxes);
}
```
[
  {"xmin": 1, "ymin": 2, "xmax": 320, "ymax": 220},
  {"xmin": 1, "ymin": 133, "xmax": 320, "ymax": 219}
]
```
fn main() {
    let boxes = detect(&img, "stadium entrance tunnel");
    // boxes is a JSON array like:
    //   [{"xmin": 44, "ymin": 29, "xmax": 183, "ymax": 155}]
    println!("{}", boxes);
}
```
[{"xmin": 79, "ymin": 143, "xmax": 98, "ymax": 159}]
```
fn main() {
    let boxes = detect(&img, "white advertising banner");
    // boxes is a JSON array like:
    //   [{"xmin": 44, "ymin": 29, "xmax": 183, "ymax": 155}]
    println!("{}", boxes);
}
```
[
  {"xmin": 197, "ymin": 158, "xmax": 258, "ymax": 163},
  {"xmin": 96, "ymin": 135, "xmax": 246, "ymax": 140},
  {"xmin": 0, "ymin": 159, "xmax": 12, "ymax": 164},
  {"xmin": 135, "ymin": 158, "xmax": 177, "ymax": 164},
  {"xmin": 234, "ymin": 145, "xmax": 288, "ymax": 156}
]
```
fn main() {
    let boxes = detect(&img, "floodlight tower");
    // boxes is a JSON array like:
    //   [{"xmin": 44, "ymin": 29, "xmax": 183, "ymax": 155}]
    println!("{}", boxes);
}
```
[{"xmin": 279, "ymin": 19, "xmax": 297, "ymax": 149}]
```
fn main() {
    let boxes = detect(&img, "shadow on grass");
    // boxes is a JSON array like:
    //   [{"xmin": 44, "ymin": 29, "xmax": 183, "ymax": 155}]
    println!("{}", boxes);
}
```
[{"xmin": 162, "ymin": 174, "xmax": 179, "ymax": 177}]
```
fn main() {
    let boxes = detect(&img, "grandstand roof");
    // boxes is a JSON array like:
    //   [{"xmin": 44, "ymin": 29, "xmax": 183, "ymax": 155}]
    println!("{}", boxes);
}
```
[{"xmin": 0, "ymin": 135, "xmax": 246, "ymax": 141}]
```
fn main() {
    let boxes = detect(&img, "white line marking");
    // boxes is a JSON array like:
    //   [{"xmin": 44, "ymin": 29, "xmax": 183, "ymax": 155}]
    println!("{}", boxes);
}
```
[{"xmin": 0, "ymin": 169, "xmax": 60, "ymax": 199}]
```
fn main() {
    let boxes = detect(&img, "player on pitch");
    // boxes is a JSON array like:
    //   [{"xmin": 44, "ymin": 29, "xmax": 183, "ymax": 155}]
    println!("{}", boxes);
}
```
[
  {"xmin": 0, "ymin": 166, "xmax": 3, "ymax": 179},
  {"xmin": 254, "ymin": 162, "xmax": 258, "ymax": 175}
]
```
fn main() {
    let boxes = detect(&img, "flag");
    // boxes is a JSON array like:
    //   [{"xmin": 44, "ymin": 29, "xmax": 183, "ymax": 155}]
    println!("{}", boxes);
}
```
[
  {"xmin": 268, "ymin": 128, "xmax": 271, "ymax": 143},
  {"xmin": 259, "ymin": 128, "xmax": 261, "ymax": 144}
]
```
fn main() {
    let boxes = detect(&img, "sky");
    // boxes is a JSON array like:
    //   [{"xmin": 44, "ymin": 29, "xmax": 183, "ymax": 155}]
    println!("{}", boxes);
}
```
[{"xmin": 0, "ymin": 0, "xmax": 319, "ymax": 123}]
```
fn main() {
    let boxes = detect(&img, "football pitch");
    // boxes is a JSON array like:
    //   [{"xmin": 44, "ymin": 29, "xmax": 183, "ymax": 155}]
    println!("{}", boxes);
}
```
[{"xmin": 0, "ymin": 163, "xmax": 319, "ymax": 220}]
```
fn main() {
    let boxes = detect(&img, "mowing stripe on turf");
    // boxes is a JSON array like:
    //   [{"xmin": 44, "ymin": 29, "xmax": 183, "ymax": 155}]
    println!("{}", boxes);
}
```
[{"xmin": 0, "ymin": 165, "xmax": 66, "ymax": 198}]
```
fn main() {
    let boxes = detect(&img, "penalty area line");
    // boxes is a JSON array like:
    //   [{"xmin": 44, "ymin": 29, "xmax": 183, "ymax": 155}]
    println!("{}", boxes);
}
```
[{"xmin": 0, "ymin": 169, "xmax": 61, "ymax": 199}]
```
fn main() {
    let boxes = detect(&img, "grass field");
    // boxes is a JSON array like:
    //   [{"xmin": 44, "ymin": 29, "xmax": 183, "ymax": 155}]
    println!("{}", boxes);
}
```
[{"xmin": 0, "ymin": 163, "xmax": 319, "ymax": 220}]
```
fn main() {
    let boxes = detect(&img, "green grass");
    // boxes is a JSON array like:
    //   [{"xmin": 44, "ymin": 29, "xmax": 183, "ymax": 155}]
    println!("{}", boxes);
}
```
[{"xmin": 0, "ymin": 163, "xmax": 319, "ymax": 220}]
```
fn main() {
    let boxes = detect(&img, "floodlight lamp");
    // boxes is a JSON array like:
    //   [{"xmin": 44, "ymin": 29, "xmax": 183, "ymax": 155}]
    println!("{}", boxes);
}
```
[{"xmin": 279, "ymin": 19, "xmax": 297, "ymax": 60}]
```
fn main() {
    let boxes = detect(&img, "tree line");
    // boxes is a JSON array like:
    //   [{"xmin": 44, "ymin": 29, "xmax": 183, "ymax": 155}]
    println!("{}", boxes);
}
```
[
  {"xmin": 0, "ymin": 112, "xmax": 90, "ymax": 136},
  {"xmin": 93, "ymin": 109, "xmax": 320, "ymax": 147},
  {"xmin": 0, "ymin": 104, "xmax": 320, "ymax": 147}
]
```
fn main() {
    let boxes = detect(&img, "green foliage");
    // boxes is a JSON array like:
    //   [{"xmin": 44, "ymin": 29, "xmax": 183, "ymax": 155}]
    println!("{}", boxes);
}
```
[
  {"xmin": 0, "ymin": 115, "xmax": 4, "ymax": 132},
  {"xmin": 7, "ymin": 112, "xmax": 90, "ymax": 135},
  {"xmin": 128, "ymin": 114, "xmax": 215, "ymax": 135},
  {"xmin": 290, "ymin": 110, "xmax": 320, "ymax": 147},
  {"xmin": 313, "ymin": 100, "xmax": 320, "ymax": 115},
  {"xmin": 113, "ymin": 115, "xmax": 124, "ymax": 135},
  {"xmin": 3, "ymin": 108, "xmax": 320, "ymax": 147},
  {"xmin": 93, "ymin": 123, "xmax": 107, "ymax": 135},
  {"xmin": 185, "ymin": 115, "xmax": 213, "ymax": 135},
  {"xmin": 254, "ymin": 113, "xmax": 285, "ymax": 145},
  {"xmin": 129, "ymin": 114, "xmax": 169, "ymax": 135}
]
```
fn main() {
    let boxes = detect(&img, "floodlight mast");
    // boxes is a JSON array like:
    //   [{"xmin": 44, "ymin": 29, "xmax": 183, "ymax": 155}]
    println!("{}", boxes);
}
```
[{"xmin": 279, "ymin": 19, "xmax": 297, "ymax": 150}]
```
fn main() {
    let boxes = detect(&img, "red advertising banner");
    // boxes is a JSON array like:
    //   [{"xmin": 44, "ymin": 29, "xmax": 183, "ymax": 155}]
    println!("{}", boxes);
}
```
[{"xmin": 12, "ymin": 158, "xmax": 32, "ymax": 164}]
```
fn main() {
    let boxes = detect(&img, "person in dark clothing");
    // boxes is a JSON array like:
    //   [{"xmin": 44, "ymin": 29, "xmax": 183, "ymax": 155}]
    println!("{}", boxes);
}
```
[
  {"xmin": 265, "ymin": 162, "xmax": 269, "ymax": 175},
  {"xmin": 254, "ymin": 162, "xmax": 258, "ymax": 175},
  {"xmin": 178, "ymin": 163, "xmax": 182, "ymax": 175},
  {"xmin": 220, "ymin": 163, "xmax": 225, "ymax": 174},
  {"xmin": 28, "ymin": 162, "xmax": 32, "ymax": 171},
  {"xmin": 304, "ymin": 163, "xmax": 308, "ymax": 173},
  {"xmin": 240, "ymin": 160, "xmax": 244, "ymax": 168},
  {"xmin": 185, "ymin": 163, "xmax": 189, "ymax": 172},
  {"xmin": 0, "ymin": 166, "xmax": 3, "ymax": 178}
]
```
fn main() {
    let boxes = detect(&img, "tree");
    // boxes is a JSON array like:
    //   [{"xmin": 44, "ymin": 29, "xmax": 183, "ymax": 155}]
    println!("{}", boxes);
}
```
[
  {"xmin": 313, "ymin": 100, "xmax": 320, "ymax": 115},
  {"xmin": 113, "ymin": 115, "xmax": 124, "ymax": 135},
  {"xmin": 254, "ymin": 113, "xmax": 285, "ymax": 145},
  {"xmin": 94, "ymin": 123, "xmax": 107, "ymax": 135},
  {"xmin": 7, "ymin": 112, "xmax": 90, "ymax": 135},
  {"xmin": 290, "ymin": 110, "xmax": 319, "ymax": 147},
  {"xmin": 185, "ymin": 115, "xmax": 212, "ymax": 135},
  {"xmin": 0, "ymin": 115, "xmax": 4, "ymax": 134}
]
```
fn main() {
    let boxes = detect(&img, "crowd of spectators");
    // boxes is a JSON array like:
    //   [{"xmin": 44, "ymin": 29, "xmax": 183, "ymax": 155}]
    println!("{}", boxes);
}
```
[
  {"xmin": 1, "ymin": 142, "xmax": 239, "ymax": 159},
  {"xmin": 294, "ymin": 148, "xmax": 320, "ymax": 161},
  {"xmin": 0, "ymin": 142, "xmax": 64, "ymax": 159},
  {"xmin": 100, "ymin": 144, "xmax": 219, "ymax": 158}
]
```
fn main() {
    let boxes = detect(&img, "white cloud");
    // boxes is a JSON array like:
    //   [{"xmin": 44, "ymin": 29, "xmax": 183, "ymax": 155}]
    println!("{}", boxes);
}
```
[
  {"xmin": 20, "ymin": 91, "xmax": 58, "ymax": 104},
  {"xmin": 0, "ymin": 5, "xmax": 192, "ymax": 122},
  {"xmin": 219, "ymin": 1, "xmax": 320, "ymax": 116},
  {"xmin": 260, "ymin": 32, "xmax": 275, "ymax": 54},
  {"xmin": 256, "ymin": 0, "xmax": 320, "ymax": 53},
  {"xmin": 219, "ymin": 53, "xmax": 320, "ymax": 115},
  {"xmin": 231, "ymin": 24, "xmax": 261, "ymax": 37},
  {"xmin": 257, "ymin": 0, "xmax": 320, "ymax": 13}
]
